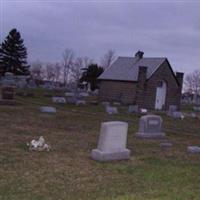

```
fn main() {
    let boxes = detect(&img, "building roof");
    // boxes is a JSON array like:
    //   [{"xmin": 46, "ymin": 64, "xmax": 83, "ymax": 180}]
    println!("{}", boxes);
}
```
[{"xmin": 99, "ymin": 56, "xmax": 167, "ymax": 81}]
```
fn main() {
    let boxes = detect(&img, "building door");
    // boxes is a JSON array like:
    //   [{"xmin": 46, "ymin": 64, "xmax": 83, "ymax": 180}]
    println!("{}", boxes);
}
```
[{"xmin": 155, "ymin": 81, "xmax": 167, "ymax": 110}]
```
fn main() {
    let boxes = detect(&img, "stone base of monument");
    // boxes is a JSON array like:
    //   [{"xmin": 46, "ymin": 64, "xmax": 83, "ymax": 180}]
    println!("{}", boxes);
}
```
[
  {"xmin": 0, "ymin": 99, "xmax": 16, "ymax": 105},
  {"xmin": 136, "ymin": 132, "xmax": 166, "ymax": 139},
  {"xmin": 136, "ymin": 115, "xmax": 166, "ymax": 139},
  {"xmin": 91, "ymin": 121, "xmax": 131, "ymax": 162},
  {"xmin": 91, "ymin": 149, "xmax": 130, "ymax": 162}
]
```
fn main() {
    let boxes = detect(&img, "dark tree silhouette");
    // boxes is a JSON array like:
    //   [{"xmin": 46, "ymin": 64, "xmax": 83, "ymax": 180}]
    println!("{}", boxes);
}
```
[
  {"xmin": 80, "ymin": 64, "xmax": 104, "ymax": 91},
  {"xmin": 0, "ymin": 28, "xmax": 29, "ymax": 75}
]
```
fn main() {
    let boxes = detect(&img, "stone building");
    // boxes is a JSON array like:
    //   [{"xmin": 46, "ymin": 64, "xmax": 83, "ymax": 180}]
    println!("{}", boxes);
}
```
[{"xmin": 98, "ymin": 51, "xmax": 184, "ymax": 110}]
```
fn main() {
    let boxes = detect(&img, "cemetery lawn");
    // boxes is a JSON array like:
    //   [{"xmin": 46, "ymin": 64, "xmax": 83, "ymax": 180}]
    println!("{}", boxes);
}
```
[{"xmin": 1, "ymin": 90, "xmax": 200, "ymax": 200}]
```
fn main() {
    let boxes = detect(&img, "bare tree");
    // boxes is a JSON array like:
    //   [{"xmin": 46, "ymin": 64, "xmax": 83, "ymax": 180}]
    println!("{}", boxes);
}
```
[
  {"xmin": 101, "ymin": 49, "xmax": 116, "ymax": 69},
  {"xmin": 54, "ymin": 62, "xmax": 61, "ymax": 82},
  {"xmin": 30, "ymin": 60, "xmax": 44, "ymax": 80},
  {"xmin": 71, "ymin": 57, "xmax": 84, "ymax": 87},
  {"xmin": 62, "ymin": 49, "xmax": 74, "ymax": 85},
  {"xmin": 45, "ymin": 63, "xmax": 56, "ymax": 81},
  {"xmin": 185, "ymin": 70, "xmax": 200, "ymax": 101}
]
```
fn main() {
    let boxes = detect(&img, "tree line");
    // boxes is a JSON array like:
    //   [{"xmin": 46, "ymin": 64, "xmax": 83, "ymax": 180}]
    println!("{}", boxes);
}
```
[{"xmin": 0, "ymin": 28, "xmax": 116, "ymax": 90}]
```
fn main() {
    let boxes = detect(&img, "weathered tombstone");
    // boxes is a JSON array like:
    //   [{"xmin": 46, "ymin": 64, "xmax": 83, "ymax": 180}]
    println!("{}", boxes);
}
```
[
  {"xmin": 66, "ymin": 96, "xmax": 77, "ymax": 104},
  {"xmin": 193, "ymin": 106, "xmax": 200, "ymax": 112},
  {"xmin": 91, "ymin": 89, "xmax": 99, "ymax": 95},
  {"xmin": 190, "ymin": 112, "xmax": 197, "ymax": 118},
  {"xmin": 113, "ymin": 102, "xmax": 121, "ymax": 106},
  {"xmin": 160, "ymin": 142, "xmax": 172, "ymax": 149},
  {"xmin": 167, "ymin": 105, "xmax": 177, "ymax": 116},
  {"xmin": 102, "ymin": 101, "xmax": 110, "ymax": 106},
  {"xmin": 1, "ymin": 72, "xmax": 16, "ymax": 103},
  {"xmin": 171, "ymin": 111, "xmax": 184, "ymax": 119},
  {"xmin": 106, "ymin": 106, "xmax": 118, "ymax": 115},
  {"xmin": 79, "ymin": 92, "xmax": 89, "ymax": 97},
  {"xmin": 187, "ymin": 146, "xmax": 200, "ymax": 154},
  {"xmin": 136, "ymin": 115, "xmax": 165, "ymax": 138},
  {"xmin": 91, "ymin": 121, "xmax": 131, "ymax": 161},
  {"xmin": 52, "ymin": 97, "xmax": 66, "ymax": 104},
  {"xmin": 40, "ymin": 106, "xmax": 56, "ymax": 113},
  {"xmin": 28, "ymin": 79, "xmax": 37, "ymax": 89},
  {"xmin": 65, "ymin": 92, "xmax": 75, "ymax": 97},
  {"xmin": 76, "ymin": 100, "xmax": 86, "ymax": 106},
  {"xmin": 185, "ymin": 112, "xmax": 197, "ymax": 118},
  {"xmin": 128, "ymin": 105, "xmax": 139, "ymax": 113}
]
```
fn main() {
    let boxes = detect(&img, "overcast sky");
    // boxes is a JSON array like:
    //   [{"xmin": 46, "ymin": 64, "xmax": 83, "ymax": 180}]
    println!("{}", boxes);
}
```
[{"xmin": 1, "ymin": 0, "xmax": 200, "ymax": 74}]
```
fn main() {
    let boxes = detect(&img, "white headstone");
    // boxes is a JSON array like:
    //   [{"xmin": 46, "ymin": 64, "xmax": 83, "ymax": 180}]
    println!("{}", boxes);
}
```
[
  {"xmin": 76, "ymin": 100, "xmax": 86, "ymax": 106},
  {"xmin": 79, "ymin": 92, "xmax": 89, "ymax": 97},
  {"xmin": 102, "ymin": 101, "xmax": 110, "ymax": 106},
  {"xmin": 91, "ymin": 121, "xmax": 131, "ymax": 161},
  {"xmin": 106, "ymin": 106, "xmax": 118, "ymax": 115},
  {"xmin": 171, "ymin": 111, "xmax": 184, "ymax": 119},
  {"xmin": 40, "ymin": 106, "xmax": 56, "ymax": 113},
  {"xmin": 128, "ymin": 105, "xmax": 139, "ymax": 113},
  {"xmin": 136, "ymin": 115, "xmax": 165, "ymax": 138},
  {"xmin": 65, "ymin": 92, "xmax": 74, "ymax": 97},
  {"xmin": 187, "ymin": 146, "xmax": 200, "ymax": 154},
  {"xmin": 52, "ymin": 97, "xmax": 66, "ymax": 104}
]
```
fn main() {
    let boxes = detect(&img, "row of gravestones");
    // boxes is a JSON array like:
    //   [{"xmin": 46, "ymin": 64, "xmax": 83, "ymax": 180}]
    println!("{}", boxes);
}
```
[
  {"xmin": 52, "ymin": 96, "xmax": 87, "ymax": 106},
  {"xmin": 91, "ymin": 114, "xmax": 200, "ymax": 162},
  {"xmin": 104, "ymin": 103, "xmax": 197, "ymax": 119}
]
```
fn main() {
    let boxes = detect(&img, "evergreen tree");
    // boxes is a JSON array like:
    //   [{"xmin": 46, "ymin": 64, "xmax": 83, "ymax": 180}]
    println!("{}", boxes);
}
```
[
  {"xmin": 0, "ymin": 28, "xmax": 29, "ymax": 75},
  {"xmin": 80, "ymin": 64, "xmax": 104, "ymax": 91}
]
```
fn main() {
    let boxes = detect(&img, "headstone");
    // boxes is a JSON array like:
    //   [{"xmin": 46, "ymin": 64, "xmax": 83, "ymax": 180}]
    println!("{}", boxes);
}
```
[
  {"xmin": 187, "ymin": 146, "xmax": 200, "ymax": 154},
  {"xmin": 128, "ymin": 105, "xmax": 139, "ymax": 113},
  {"xmin": 28, "ymin": 79, "xmax": 37, "ymax": 89},
  {"xmin": 76, "ymin": 100, "xmax": 86, "ymax": 106},
  {"xmin": 186, "ymin": 112, "xmax": 197, "ymax": 118},
  {"xmin": 193, "ymin": 106, "xmax": 200, "ymax": 112},
  {"xmin": 65, "ymin": 92, "xmax": 74, "ymax": 97},
  {"xmin": 79, "ymin": 92, "xmax": 89, "ymax": 97},
  {"xmin": 106, "ymin": 106, "xmax": 118, "ymax": 115},
  {"xmin": 167, "ymin": 105, "xmax": 177, "ymax": 116},
  {"xmin": 40, "ymin": 106, "xmax": 56, "ymax": 113},
  {"xmin": 171, "ymin": 111, "xmax": 184, "ymax": 119},
  {"xmin": 160, "ymin": 142, "xmax": 172, "ymax": 149},
  {"xmin": 52, "ymin": 97, "xmax": 66, "ymax": 104},
  {"xmin": 136, "ymin": 115, "xmax": 165, "ymax": 138},
  {"xmin": 113, "ymin": 102, "xmax": 121, "ymax": 106},
  {"xmin": 91, "ymin": 121, "xmax": 131, "ymax": 161},
  {"xmin": 1, "ymin": 72, "xmax": 16, "ymax": 100},
  {"xmin": 1, "ymin": 72, "xmax": 15, "ymax": 87},
  {"xmin": 102, "ymin": 101, "xmax": 110, "ymax": 106},
  {"xmin": 66, "ymin": 96, "xmax": 77, "ymax": 104},
  {"xmin": 91, "ymin": 89, "xmax": 99, "ymax": 95}
]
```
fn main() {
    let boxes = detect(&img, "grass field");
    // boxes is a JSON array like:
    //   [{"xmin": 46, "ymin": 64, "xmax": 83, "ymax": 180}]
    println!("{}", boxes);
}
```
[{"xmin": 1, "ymin": 89, "xmax": 200, "ymax": 200}]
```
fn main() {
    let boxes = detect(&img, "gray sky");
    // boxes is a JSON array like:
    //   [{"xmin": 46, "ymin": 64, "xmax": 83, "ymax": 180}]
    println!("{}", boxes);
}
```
[{"xmin": 1, "ymin": 0, "xmax": 200, "ymax": 74}]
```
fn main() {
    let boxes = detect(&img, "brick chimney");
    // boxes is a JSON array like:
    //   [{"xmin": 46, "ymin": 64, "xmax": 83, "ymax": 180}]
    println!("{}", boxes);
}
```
[
  {"xmin": 176, "ymin": 72, "xmax": 184, "ymax": 109},
  {"xmin": 138, "ymin": 66, "xmax": 147, "ymax": 88},
  {"xmin": 176, "ymin": 72, "xmax": 184, "ymax": 90},
  {"xmin": 135, "ymin": 66, "xmax": 147, "ymax": 107},
  {"xmin": 135, "ymin": 51, "xmax": 144, "ymax": 59}
]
